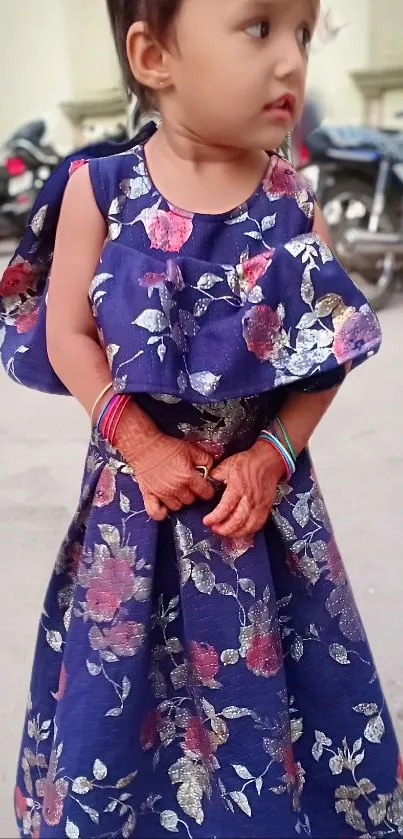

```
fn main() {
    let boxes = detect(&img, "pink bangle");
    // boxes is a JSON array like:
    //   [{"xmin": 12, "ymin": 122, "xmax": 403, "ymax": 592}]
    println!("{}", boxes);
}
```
[
  {"xmin": 101, "ymin": 395, "xmax": 121, "ymax": 441},
  {"xmin": 109, "ymin": 396, "xmax": 131, "ymax": 447}
]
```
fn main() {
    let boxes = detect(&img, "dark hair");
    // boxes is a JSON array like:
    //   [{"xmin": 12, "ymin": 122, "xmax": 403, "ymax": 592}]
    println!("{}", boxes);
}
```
[{"xmin": 106, "ymin": 0, "xmax": 181, "ymax": 108}]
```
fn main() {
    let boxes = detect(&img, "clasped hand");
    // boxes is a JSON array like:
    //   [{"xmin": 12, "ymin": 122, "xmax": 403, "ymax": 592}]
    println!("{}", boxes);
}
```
[{"xmin": 131, "ymin": 432, "xmax": 284, "ymax": 538}]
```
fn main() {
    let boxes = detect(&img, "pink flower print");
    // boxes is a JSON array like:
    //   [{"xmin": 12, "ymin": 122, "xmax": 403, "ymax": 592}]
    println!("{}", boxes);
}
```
[
  {"xmin": 282, "ymin": 744, "xmax": 298, "ymax": 781},
  {"xmin": 52, "ymin": 663, "xmax": 67, "ymax": 702},
  {"xmin": 69, "ymin": 159, "xmax": 88, "ymax": 177},
  {"xmin": 246, "ymin": 632, "xmax": 282, "ymax": 678},
  {"xmin": 105, "ymin": 621, "xmax": 145, "ymax": 656},
  {"xmin": 263, "ymin": 156, "xmax": 300, "ymax": 199},
  {"xmin": 189, "ymin": 642, "xmax": 219, "ymax": 683},
  {"xmin": 86, "ymin": 557, "xmax": 136, "ymax": 622},
  {"xmin": 326, "ymin": 538, "xmax": 346, "ymax": 585},
  {"xmin": 94, "ymin": 466, "xmax": 117, "ymax": 508},
  {"xmin": 86, "ymin": 581, "xmax": 120, "ymax": 622},
  {"xmin": 145, "ymin": 209, "xmax": 193, "ymax": 253},
  {"xmin": 139, "ymin": 272, "xmax": 166, "ymax": 289},
  {"xmin": 241, "ymin": 250, "xmax": 275, "ymax": 292},
  {"xmin": 243, "ymin": 305, "xmax": 283, "ymax": 362},
  {"xmin": 36, "ymin": 778, "xmax": 68, "ymax": 827},
  {"xmin": 397, "ymin": 754, "xmax": 403, "ymax": 784},
  {"xmin": 0, "ymin": 259, "xmax": 37, "ymax": 297},
  {"xmin": 14, "ymin": 786, "xmax": 27, "ymax": 821},
  {"xmin": 184, "ymin": 718, "xmax": 216, "ymax": 761},
  {"xmin": 221, "ymin": 535, "xmax": 254, "ymax": 562},
  {"xmin": 140, "ymin": 709, "xmax": 162, "ymax": 750},
  {"xmin": 333, "ymin": 307, "xmax": 378, "ymax": 364},
  {"xmin": 15, "ymin": 303, "xmax": 39, "ymax": 334},
  {"xmin": 69, "ymin": 542, "xmax": 83, "ymax": 577},
  {"xmin": 166, "ymin": 259, "xmax": 185, "ymax": 290}
]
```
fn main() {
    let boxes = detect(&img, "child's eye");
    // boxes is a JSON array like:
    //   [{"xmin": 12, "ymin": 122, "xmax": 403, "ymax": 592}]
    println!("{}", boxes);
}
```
[
  {"xmin": 298, "ymin": 25, "xmax": 312, "ymax": 53},
  {"xmin": 246, "ymin": 21, "xmax": 270, "ymax": 39}
]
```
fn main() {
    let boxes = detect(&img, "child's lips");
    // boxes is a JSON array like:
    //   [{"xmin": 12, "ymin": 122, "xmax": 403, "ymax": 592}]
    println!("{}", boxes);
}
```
[{"xmin": 264, "ymin": 94, "xmax": 296, "ymax": 117}]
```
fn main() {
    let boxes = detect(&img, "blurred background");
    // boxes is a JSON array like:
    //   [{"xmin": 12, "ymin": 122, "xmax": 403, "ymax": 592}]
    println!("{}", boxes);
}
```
[{"xmin": 0, "ymin": 1, "xmax": 403, "ymax": 836}]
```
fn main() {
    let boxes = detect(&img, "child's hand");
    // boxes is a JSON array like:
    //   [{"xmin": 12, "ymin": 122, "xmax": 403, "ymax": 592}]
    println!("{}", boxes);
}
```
[
  {"xmin": 203, "ymin": 442, "xmax": 285, "ymax": 538},
  {"xmin": 133, "ymin": 433, "xmax": 215, "ymax": 521}
]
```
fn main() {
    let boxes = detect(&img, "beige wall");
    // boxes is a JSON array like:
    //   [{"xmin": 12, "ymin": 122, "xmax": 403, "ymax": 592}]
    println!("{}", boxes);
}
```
[
  {"xmin": 308, "ymin": 0, "xmax": 371, "ymax": 124},
  {"xmin": 0, "ymin": 0, "xmax": 401, "ymax": 148},
  {"xmin": 60, "ymin": 0, "xmax": 120, "ymax": 99},
  {"xmin": 371, "ymin": 0, "xmax": 403, "ymax": 68},
  {"xmin": 0, "ymin": 0, "xmax": 72, "ymax": 149},
  {"xmin": 0, "ymin": 0, "xmax": 120, "ymax": 151}
]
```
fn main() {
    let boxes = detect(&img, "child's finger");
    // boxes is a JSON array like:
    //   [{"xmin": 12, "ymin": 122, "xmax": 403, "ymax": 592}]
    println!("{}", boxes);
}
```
[
  {"xmin": 143, "ymin": 494, "xmax": 168, "ymax": 521},
  {"xmin": 211, "ymin": 496, "xmax": 250, "ymax": 537},
  {"xmin": 203, "ymin": 484, "xmax": 241, "ymax": 527}
]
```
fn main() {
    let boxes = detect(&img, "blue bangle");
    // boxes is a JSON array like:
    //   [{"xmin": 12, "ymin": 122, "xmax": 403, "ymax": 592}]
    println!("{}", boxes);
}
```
[
  {"xmin": 275, "ymin": 417, "xmax": 297, "ymax": 463},
  {"xmin": 96, "ymin": 398, "xmax": 112, "ymax": 432},
  {"xmin": 259, "ymin": 430, "xmax": 296, "ymax": 476}
]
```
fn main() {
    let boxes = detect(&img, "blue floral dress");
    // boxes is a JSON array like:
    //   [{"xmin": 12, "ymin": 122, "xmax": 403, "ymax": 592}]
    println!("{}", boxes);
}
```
[{"xmin": 1, "ymin": 125, "xmax": 402, "ymax": 839}]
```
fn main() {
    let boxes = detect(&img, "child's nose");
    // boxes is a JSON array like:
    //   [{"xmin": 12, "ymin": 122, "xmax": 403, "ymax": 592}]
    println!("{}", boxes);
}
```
[{"xmin": 271, "ymin": 37, "xmax": 306, "ymax": 82}]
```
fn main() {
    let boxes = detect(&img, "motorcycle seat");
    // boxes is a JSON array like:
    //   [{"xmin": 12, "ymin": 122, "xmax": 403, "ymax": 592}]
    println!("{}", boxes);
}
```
[{"xmin": 310, "ymin": 125, "xmax": 403, "ymax": 161}]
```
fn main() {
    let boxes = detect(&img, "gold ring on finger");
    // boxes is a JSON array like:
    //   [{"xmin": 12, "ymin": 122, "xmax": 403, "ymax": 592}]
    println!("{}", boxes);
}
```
[{"xmin": 196, "ymin": 466, "xmax": 209, "ymax": 481}]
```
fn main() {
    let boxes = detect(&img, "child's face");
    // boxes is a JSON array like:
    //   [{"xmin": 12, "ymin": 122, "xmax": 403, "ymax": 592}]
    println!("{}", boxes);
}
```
[{"xmin": 163, "ymin": 0, "xmax": 318, "ymax": 150}]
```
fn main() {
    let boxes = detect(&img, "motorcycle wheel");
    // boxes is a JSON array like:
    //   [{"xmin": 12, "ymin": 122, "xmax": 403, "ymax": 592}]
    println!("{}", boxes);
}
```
[{"xmin": 321, "ymin": 177, "xmax": 399, "ymax": 311}]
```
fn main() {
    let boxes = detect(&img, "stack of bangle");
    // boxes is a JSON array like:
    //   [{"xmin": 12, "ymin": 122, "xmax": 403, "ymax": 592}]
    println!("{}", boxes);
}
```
[
  {"xmin": 258, "ymin": 417, "xmax": 297, "ymax": 482},
  {"xmin": 91, "ymin": 384, "xmax": 131, "ymax": 447}
]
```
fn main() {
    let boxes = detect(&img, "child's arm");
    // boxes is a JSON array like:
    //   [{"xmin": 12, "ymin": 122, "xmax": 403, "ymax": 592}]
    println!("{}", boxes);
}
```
[{"xmin": 47, "ymin": 165, "xmax": 214, "ymax": 519}]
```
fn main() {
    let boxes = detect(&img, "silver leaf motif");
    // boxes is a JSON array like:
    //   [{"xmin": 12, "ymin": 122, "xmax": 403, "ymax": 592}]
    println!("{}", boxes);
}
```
[
  {"xmin": 179, "ymin": 310, "xmax": 199, "ymax": 337},
  {"xmin": 119, "ymin": 176, "xmax": 151, "ymax": 199},
  {"xmin": 93, "ymin": 759, "xmax": 108, "ymax": 781},
  {"xmin": 160, "ymin": 811, "xmax": 179, "ymax": 833},
  {"xmin": 192, "ymin": 563, "xmax": 215, "ymax": 594},
  {"xmin": 72, "ymin": 777, "xmax": 92, "ymax": 795},
  {"xmin": 197, "ymin": 273, "xmax": 223, "ymax": 291},
  {"xmin": 134, "ymin": 310, "xmax": 168, "ymax": 333},
  {"xmin": 301, "ymin": 267, "xmax": 315, "ymax": 305},
  {"xmin": 239, "ymin": 578, "xmax": 256, "ymax": 597},
  {"xmin": 158, "ymin": 342, "xmax": 167, "ymax": 362},
  {"xmin": 221, "ymin": 707, "xmax": 252, "ymax": 719},
  {"xmin": 353, "ymin": 703, "xmax": 379, "ymax": 716},
  {"xmin": 229, "ymin": 791, "xmax": 252, "ymax": 817},
  {"xmin": 233, "ymin": 765, "xmax": 254, "ymax": 780},
  {"xmin": 122, "ymin": 813, "xmax": 137, "ymax": 838},
  {"xmin": 364, "ymin": 715, "xmax": 385, "ymax": 744},
  {"xmin": 31, "ymin": 205, "xmax": 48, "ymax": 236},
  {"xmin": 248, "ymin": 286, "xmax": 264, "ymax": 304},
  {"xmin": 329, "ymin": 754, "xmax": 344, "ymax": 775},
  {"xmin": 98, "ymin": 525, "xmax": 120, "ymax": 550},
  {"xmin": 109, "ymin": 196, "xmax": 126, "ymax": 215},
  {"xmin": 221, "ymin": 649, "xmax": 239, "ymax": 666},
  {"xmin": 315, "ymin": 294, "xmax": 342, "ymax": 318},
  {"xmin": 46, "ymin": 631, "xmax": 63, "ymax": 653},
  {"xmin": 261, "ymin": 213, "xmax": 277, "ymax": 231},
  {"xmin": 291, "ymin": 637, "xmax": 304, "ymax": 662},
  {"xmin": 66, "ymin": 820, "xmax": 80, "ymax": 839},
  {"xmin": 329, "ymin": 644, "xmax": 350, "ymax": 665},
  {"xmin": 109, "ymin": 222, "xmax": 122, "ymax": 240},
  {"xmin": 194, "ymin": 299, "xmax": 211, "ymax": 318},
  {"xmin": 189, "ymin": 371, "xmax": 221, "ymax": 397}
]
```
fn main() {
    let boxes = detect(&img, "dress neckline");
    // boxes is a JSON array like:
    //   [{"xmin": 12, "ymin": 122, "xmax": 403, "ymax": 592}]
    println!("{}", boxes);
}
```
[{"xmin": 137, "ymin": 139, "xmax": 276, "ymax": 223}]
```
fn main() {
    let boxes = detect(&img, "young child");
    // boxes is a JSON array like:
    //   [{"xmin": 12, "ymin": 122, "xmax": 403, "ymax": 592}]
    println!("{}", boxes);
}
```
[{"xmin": 1, "ymin": 1, "xmax": 401, "ymax": 837}]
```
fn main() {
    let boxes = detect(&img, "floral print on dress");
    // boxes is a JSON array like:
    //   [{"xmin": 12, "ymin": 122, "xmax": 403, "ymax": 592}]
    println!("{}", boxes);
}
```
[{"xmin": 0, "ymin": 124, "xmax": 400, "ymax": 838}]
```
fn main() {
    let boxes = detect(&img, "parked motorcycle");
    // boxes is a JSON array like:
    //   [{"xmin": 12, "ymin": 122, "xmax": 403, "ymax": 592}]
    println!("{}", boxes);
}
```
[
  {"xmin": 299, "ymin": 122, "xmax": 403, "ymax": 310},
  {"xmin": 0, "ymin": 120, "xmax": 61, "ymax": 241}
]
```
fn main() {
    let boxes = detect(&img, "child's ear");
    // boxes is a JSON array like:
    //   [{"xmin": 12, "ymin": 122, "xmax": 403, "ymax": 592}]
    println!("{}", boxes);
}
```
[{"xmin": 126, "ymin": 21, "xmax": 171, "ymax": 94}]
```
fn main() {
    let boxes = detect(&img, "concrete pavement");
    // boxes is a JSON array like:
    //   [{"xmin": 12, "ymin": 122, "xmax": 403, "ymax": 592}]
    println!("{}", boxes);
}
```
[{"xmin": 0, "ymin": 266, "xmax": 402, "ymax": 835}]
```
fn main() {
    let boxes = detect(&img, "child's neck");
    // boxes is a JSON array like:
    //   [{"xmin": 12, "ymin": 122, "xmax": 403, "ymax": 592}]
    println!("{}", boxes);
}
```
[{"xmin": 144, "ymin": 124, "xmax": 270, "ymax": 216}]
